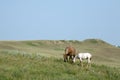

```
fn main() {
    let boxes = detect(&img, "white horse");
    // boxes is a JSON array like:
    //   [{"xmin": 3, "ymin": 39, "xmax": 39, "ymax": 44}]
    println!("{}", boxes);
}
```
[{"xmin": 73, "ymin": 53, "xmax": 92, "ymax": 67}]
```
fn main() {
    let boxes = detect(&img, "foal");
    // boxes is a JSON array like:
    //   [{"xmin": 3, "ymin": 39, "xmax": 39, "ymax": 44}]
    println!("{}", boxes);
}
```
[{"xmin": 73, "ymin": 53, "xmax": 92, "ymax": 67}]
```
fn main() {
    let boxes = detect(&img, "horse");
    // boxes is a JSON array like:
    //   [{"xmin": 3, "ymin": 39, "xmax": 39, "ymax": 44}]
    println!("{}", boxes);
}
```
[
  {"xmin": 73, "ymin": 53, "xmax": 92, "ymax": 67},
  {"xmin": 63, "ymin": 46, "xmax": 76, "ymax": 62}
]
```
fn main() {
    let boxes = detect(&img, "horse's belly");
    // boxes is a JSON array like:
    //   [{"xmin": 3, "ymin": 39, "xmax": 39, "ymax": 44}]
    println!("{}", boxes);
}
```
[{"xmin": 82, "ymin": 57, "xmax": 87, "ymax": 60}]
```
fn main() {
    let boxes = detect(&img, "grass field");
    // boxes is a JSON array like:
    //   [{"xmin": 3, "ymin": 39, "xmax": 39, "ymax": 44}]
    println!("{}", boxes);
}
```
[{"xmin": 0, "ymin": 39, "xmax": 120, "ymax": 80}]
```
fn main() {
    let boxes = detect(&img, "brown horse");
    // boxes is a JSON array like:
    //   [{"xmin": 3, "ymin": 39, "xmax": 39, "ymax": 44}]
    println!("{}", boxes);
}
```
[{"xmin": 63, "ymin": 46, "xmax": 76, "ymax": 62}]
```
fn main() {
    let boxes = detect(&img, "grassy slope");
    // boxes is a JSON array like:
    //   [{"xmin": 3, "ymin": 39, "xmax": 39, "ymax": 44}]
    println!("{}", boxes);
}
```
[
  {"xmin": 0, "ymin": 39, "xmax": 120, "ymax": 67},
  {"xmin": 0, "ymin": 39, "xmax": 120, "ymax": 80}
]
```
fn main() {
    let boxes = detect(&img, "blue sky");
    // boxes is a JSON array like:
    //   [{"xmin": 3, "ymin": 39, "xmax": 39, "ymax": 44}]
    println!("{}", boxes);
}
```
[{"xmin": 0, "ymin": 0, "xmax": 120, "ymax": 45}]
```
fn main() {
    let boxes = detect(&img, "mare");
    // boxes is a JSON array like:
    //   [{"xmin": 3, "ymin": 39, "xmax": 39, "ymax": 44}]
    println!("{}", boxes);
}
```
[
  {"xmin": 73, "ymin": 53, "xmax": 92, "ymax": 67},
  {"xmin": 63, "ymin": 46, "xmax": 76, "ymax": 62}
]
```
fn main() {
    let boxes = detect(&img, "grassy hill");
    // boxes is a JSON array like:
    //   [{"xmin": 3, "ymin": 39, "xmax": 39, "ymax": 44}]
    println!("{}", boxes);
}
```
[
  {"xmin": 0, "ymin": 39, "xmax": 120, "ymax": 80},
  {"xmin": 0, "ymin": 39, "xmax": 120, "ymax": 67}
]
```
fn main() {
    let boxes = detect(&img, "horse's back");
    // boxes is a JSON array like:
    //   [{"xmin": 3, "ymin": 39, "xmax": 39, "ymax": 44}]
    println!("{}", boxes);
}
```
[
  {"xmin": 78, "ymin": 53, "xmax": 92, "ymax": 59},
  {"xmin": 65, "ymin": 46, "xmax": 76, "ymax": 55}
]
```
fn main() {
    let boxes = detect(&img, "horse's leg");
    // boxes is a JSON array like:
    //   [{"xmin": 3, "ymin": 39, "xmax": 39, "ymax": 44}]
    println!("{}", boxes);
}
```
[
  {"xmin": 70, "ymin": 55, "xmax": 73, "ymax": 63},
  {"xmin": 71, "ymin": 55, "xmax": 73, "ymax": 60},
  {"xmin": 89, "ymin": 59, "xmax": 91, "ymax": 68},
  {"xmin": 86, "ymin": 58, "xmax": 91, "ymax": 69},
  {"xmin": 86, "ymin": 62, "xmax": 89, "ymax": 69},
  {"xmin": 89, "ymin": 57, "xmax": 92, "ymax": 67},
  {"xmin": 66, "ymin": 56, "xmax": 69, "ymax": 62},
  {"xmin": 79, "ymin": 58, "xmax": 83, "ymax": 67},
  {"xmin": 73, "ymin": 55, "xmax": 75, "ymax": 60}
]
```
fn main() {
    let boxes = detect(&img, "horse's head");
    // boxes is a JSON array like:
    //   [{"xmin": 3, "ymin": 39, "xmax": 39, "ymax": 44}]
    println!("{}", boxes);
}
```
[{"xmin": 63, "ymin": 54, "xmax": 67, "ymax": 62}]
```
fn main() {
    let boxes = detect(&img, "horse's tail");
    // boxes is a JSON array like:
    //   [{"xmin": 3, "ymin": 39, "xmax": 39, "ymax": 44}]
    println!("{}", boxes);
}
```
[
  {"xmin": 90, "ymin": 57, "xmax": 92, "ymax": 60},
  {"xmin": 90, "ymin": 56, "xmax": 92, "ymax": 60}
]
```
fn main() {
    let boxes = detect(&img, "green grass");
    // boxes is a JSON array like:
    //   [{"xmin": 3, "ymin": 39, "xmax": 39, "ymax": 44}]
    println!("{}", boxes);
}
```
[{"xmin": 0, "ymin": 51, "xmax": 120, "ymax": 80}]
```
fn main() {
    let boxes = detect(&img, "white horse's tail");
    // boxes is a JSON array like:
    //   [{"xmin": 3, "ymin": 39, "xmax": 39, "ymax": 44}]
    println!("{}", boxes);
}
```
[{"xmin": 90, "ymin": 56, "xmax": 92, "ymax": 60}]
